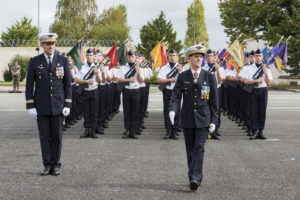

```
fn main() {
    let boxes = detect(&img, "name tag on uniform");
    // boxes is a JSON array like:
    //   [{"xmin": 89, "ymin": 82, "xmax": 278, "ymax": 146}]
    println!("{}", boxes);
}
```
[{"xmin": 200, "ymin": 86, "xmax": 210, "ymax": 100}]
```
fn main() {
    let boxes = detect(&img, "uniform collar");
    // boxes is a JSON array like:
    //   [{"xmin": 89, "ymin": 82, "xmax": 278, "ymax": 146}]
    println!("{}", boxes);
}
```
[
  {"xmin": 44, "ymin": 53, "xmax": 54, "ymax": 62},
  {"xmin": 191, "ymin": 68, "xmax": 201, "ymax": 78}
]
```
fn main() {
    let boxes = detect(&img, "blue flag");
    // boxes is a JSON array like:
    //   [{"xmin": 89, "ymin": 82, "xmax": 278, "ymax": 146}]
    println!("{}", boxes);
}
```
[{"xmin": 267, "ymin": 42, "xmax": 280, "ymax": 66}]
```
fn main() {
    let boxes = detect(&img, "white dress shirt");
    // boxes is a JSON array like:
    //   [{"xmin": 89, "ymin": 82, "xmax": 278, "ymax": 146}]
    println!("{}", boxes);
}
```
[
  {"xmin": 116, "ymin": 63, "xmax": 140, "ymax": 89},
  {"xmin": 44, "ymin": 53, "xmax": 54, "ymax": 64},
  {"xmin": 245, "ymin": 63, "xmax": 273, "ymax": 88},
  {"xmin": 157, "ymin": 63, "xmax": 179, "ymax": 90},
  {"xmin": 76, "ymin": 63, "xmax": 100, "ymax": 89}
]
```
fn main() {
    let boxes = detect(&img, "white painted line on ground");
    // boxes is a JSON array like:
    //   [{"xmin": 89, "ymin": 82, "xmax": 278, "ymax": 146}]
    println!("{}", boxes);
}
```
[{"xmin": 266, "ymin": 138, "xmax": 280, "ymax": 141}]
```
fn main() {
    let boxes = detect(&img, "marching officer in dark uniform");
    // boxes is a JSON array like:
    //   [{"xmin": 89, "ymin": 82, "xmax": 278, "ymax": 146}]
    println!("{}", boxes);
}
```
[
  {"xmin": 169, "ymin": 44, "xmax": 218, "ymax": 191},
  {"xmin": 116, "ymin": 50, "xmax": 143, "ymax": 139},
  {"xmin": 25, "ymin": 33, "xmax": 72, "ymax": 176},
  {"xmin": 157, "ymin": 49, "xmax": 183, "ymax": 139},
  {"xmin": 243, "ymin": 49, "xmax": 273, "ymax": 140}
]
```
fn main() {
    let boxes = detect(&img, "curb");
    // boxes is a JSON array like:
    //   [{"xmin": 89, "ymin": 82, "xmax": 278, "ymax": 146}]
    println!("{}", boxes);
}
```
[{"xmin": 269, "ymin": 87, "xmax": 300, "ymax": 93}]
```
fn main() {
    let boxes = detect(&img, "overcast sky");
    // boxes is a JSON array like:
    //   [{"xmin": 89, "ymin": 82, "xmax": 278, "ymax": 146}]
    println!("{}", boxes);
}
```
[{"xmin": 0, "ymin": 0, "xmax": 228, "ymax": 49}]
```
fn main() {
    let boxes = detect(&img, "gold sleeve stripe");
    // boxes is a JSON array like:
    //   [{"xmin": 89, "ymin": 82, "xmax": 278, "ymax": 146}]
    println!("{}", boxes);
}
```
[
  {"xmin": 26, "ymin": 100, "xmax": 34, "ymax": 103},
  {"xmin": 65, "ymin": 99, "xmax": 72, "ymax": 103}
]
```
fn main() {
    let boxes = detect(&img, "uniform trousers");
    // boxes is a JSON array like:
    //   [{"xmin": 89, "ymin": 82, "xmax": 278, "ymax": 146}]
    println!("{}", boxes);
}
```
[
  {"xmin": 249, "ymin": 87, "xmax": 268, "ymax": 130},
  {"xmin": 122, "ymin": 88, "xmax": 140, "ymax": 129},
  {"xmin": 82, "ymin": 89, "xmax": 99, "ymax": 129},
  {"xmin": 37, "ymin": 115, "xmax": 63, "ymax": 168},
  {"xmin": 183, "ymin": 128, "xmax": 208, "ymax": 183}
]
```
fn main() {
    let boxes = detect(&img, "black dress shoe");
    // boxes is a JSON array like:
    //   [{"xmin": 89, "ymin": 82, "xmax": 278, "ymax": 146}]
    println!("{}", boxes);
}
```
[
  {"xmin": 141, "ymin": 124, "xmax": 146, "ymax": 129},
  {"xmin": 257, "ymin": 130, "xmax": 267, "ymax": 140},
  {"xmin": 129, "ymin": 129, "xmax": 138, "ymax": 139},
  {"xmin": 95, "ymin": 127, "xmax": 104, "ymax": 135},
  {"xmin": 40, "ymin": 167, "xmax": 52, "ymax": 176},
  {"xmin": 211, "ymin": 132, "xmax": 220, "ymax": 140},
  {"xmin": 250, "ymin": 129, "xmax": 259, "ymax": 140},
  {"xmin": 122, "ymin": 129, "xmax": 130, "ymax": 139},
  {"xmin": 51, "ymin": 167, "xmax": 60, "ymax": 176},
  {"xmin": 164, "ymin": 129, "xmax": 171, "ymax": 139},
  {"xmin": 215, "ymin": 129, "xmax": 221, "ymax": 136},
  {"xmin": 170, "ymin": 134, "xmax": 179, "ymax": 140},
  {"xmin": 189, "ymin": 180, "xmax": 199, "ymax": 191},
  {"xmin": 90, "ymin": 129, "xmax": 98, "ymax": 139}
]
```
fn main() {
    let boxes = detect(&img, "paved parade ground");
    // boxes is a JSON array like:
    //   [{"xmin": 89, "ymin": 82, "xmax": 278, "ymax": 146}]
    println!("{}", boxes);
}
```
[{"xmin": 0, "ymin": 88, "xmax": 299, "ymax": 200}]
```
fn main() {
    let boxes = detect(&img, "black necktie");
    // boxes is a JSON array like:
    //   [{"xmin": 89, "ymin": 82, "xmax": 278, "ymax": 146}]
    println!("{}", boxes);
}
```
[{"xmin": 48, "ymin": 56, "xmax": 52, "ymax": 68}]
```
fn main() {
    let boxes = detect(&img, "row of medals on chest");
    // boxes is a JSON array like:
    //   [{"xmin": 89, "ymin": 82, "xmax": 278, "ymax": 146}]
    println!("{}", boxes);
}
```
[{"xmin": 37, "ymin": 63, "xmax": 64, "ymax": 79}]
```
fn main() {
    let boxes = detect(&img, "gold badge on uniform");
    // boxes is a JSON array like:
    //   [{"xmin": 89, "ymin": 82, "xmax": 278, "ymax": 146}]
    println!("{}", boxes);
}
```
[
  {"xmin": 55, "ymin": 64, "xmax": 64, "ymax": 79},
  {"xmin": 200, "ymin": 86, "xmax": 210, "ymax": 100},
  {"xmin": 38, "ymin": 65, "xmax": 44, "ymax": 69}
]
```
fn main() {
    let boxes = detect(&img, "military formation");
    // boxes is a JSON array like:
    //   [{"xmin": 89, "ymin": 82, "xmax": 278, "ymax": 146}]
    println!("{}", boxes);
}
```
[{"xmin": 25, "ymin": 33, "xmax": 272, "ymax": 191}]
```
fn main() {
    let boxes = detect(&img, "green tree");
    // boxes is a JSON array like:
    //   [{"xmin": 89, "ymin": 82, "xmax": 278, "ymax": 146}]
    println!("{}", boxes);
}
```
[
  {"xmin": 219, "ymin": 0, "xmax": 300, "ymax": 76},
  {"xmin": 50, "ymin": 0, "xmax": 98, "ymax": 40},
  {"xmin": 137, "ymin": 11, "xmax": 183, "ymax": 57},
  {"xmin": 1, "ymin": 17, "xmax": 38, "ymax": 47},
  {"xmin": 91, "ymin": 5, "xmax": 130, "ymax": 42},
  {"xmin": 184, "ymin": 0, "xmax": 209, "ymax": 47}
]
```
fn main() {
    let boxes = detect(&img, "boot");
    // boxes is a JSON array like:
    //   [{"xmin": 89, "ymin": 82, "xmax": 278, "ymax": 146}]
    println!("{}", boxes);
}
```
[
  {"xmin": 257, "ymin": 130, "xmax": 267, "ymax": 140},
  {"xmin": 164, "ymin": 129, "xmax": 172, "ymax": 139},
  {"xmin": 90, "ymin": 128, "xmax": 98, "ymax": 139},
  {"xmin": 250, "ymin": 129, "xmax": 259, "ymax": 140},
  {"xmin": 122, "ymin": 129, "xmax": 130, "ymax": 139},
  {"xmin": 80, "ymin": 128, "xmax": 90, "ymax": 138}
]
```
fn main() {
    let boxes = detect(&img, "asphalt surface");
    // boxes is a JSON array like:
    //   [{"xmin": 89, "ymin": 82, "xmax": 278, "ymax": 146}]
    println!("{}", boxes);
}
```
[{"xmin": 0, "ymin": 89, "xmax": 299, "ymax": 200}]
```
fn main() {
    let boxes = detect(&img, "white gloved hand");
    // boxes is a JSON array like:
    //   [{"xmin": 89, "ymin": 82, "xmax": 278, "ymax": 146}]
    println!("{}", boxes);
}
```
[
  {"xmin": 169, "ymin": 111, "xmax": 175, "ymax": 125},
  {"xmin": 27, "ymin": 108, "xmax": 37, "ymax": 120},
  {"xmin": 62, "ymin": 107, "xmax": 70, "ymax": 117},
  {"xmin": 209, "ymin": 123, "xmax": 216, "ymax": 133}
]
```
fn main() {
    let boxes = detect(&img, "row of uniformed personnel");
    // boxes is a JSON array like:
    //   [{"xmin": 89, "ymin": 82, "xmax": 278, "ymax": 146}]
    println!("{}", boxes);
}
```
[{"xmin": 69, "ymin": 48, "xmax": 153, "ymax": 139}]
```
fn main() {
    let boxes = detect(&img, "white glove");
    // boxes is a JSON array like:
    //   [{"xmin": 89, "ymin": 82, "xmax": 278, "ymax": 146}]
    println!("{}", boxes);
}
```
[
  {"xmin": 209, "ymin": 123, "xmax": 216, "ymax": 133},
  {"xmin": 169, "ymin": 111, "xmax": 175, "ymax": 125},
  {"xmin": 27, "ymin": 108, "xmax": 37, "ymax": 120},
  {"xmin": 62, "ymin": 107, "xmax": 70, "ymax": 117}
]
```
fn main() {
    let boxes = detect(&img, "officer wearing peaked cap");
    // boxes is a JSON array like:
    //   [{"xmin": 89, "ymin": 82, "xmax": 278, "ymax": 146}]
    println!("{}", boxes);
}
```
[
  {"xmin": 25, "ymin": 33, "xmax": 72, "ymax": 176},
  {"xmin": 169, "ymin": 44, "xmax": 218, "ymax": 191}
]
